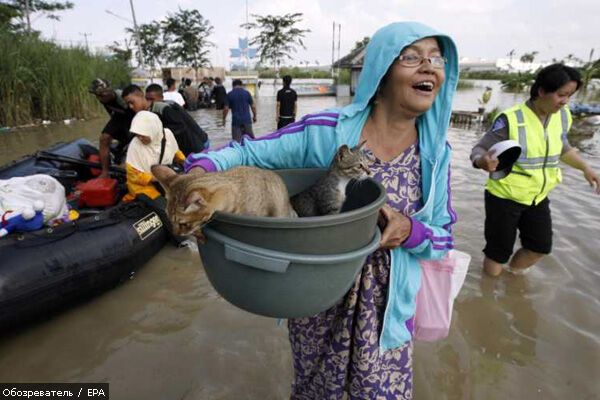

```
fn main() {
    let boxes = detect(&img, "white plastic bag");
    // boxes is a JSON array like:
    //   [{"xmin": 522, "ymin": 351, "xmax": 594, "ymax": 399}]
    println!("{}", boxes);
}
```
[{"xmin": 0, "ymin": 174, "xmax": 68, "ymax": 223}]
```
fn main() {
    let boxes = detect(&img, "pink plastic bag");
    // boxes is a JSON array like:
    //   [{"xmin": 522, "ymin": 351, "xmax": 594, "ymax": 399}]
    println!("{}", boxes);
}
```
[{"xmin": 413, "ymin": 250, "xmax": 470, "ymax": 342}]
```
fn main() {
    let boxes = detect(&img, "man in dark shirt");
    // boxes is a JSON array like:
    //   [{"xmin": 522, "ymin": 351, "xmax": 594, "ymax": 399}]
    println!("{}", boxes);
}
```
[
  {"xmin": 212, "ymin": 77, "xmax": 227, "ymax": 110},
  {"xmin": 276, "ymin": 75, "xmax": 298, "ymax": 129},
  {"xmin": 122, "ymin": 84, "xmax": 209, "ymax": 155},
  {"xmin": 223, "ymin": 79, "xmax": 257, "ymax": 142},
  {"xmin": 89, "ymin": 78, "xmax": 136, "ymax": 178}
]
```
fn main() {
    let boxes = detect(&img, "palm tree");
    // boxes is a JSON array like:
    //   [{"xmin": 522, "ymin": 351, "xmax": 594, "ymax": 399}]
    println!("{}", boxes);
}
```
[
  {"xmin": 507, "ymin": 49, "xmax": 516, "ymax": 67},
  {"xmin": 580, "ymin": 48, "xmax": 599, "ymax": 97},
  {"xmin": 242, "ymin": 13, "xmax": 310, "ymax": 77},
  {"xmin": 520, "ymin": 51, "xmax": 538, "ymax": 63}
]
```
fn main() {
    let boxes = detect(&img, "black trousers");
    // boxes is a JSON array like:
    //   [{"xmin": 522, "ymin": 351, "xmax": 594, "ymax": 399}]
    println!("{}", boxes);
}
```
[{"xmin": 277, "ymin": 116, "xmax": 295, "ymax": 129}]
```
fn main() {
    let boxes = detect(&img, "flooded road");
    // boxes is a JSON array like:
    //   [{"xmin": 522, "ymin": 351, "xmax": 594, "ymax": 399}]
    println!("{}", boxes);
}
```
[{"xmin": 1, "ymin": 85, "xmax": 599, "ymax": 399}]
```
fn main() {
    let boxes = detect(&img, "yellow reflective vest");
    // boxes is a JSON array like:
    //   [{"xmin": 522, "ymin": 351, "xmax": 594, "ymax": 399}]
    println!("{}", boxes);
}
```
[{"xmin": 486, "ymin": 103, "xmax": 571, "ymax": 206}]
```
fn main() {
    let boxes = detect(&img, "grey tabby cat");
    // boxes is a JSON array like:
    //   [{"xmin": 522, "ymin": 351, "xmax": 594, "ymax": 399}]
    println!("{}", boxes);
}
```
[
  {"xmin": 291, "ymin": 141, "xmax": 370, "ymax": 217},
  {"xmin": 151, "ymin": 165, "xmax": 297, "ymax": 242}
]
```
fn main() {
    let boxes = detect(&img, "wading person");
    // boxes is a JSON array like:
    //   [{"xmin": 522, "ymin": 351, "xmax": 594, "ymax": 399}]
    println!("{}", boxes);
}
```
[
  {"xmin": 89, "ymin": 78, "xmax": 135, "ymax": 178},
  {"xmin": 470, "ymin": 64, "xmax": 600, "ymax": 277},
  {"xmin": 223, "ymin": 79, "xmax": 257, "ymax": 142},
  {"xmin": 212, "ymin": 77, "xmax": 227, "ymax": 110},
  {"xmin": 184, "ymin": 21, "xmax": 459, "ymax": 399},
  {"xmin": 163, "ymin": 78, "xmax": 186, "ymax": 107},
  {"xmin": 121, "ymin": 84, "xmax": 209, "ymax": 155},
  {"xmin": 276, "ymin": 75, "xmax": 298, "ymax": 129},
  {"xmin": 144, "ymin": 83, "xmax": 164, "ymax": 103},
  {"xmin": 182, "ymin": 78, "xmax": 199, "ymax": 111}
]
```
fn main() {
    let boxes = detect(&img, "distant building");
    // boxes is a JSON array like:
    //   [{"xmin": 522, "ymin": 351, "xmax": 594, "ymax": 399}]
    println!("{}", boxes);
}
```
[
  {"xmin": 459, "ymin": 58, "xmax": 498, "ymax": 72},
  {"xmin": 494, "ymin": 58, "xmax": 548, "ymax": 73},
  {"xmin": 333, "ymin": 45, "xmax": 367, "ymax": 96},
  {"xmin": 161, "ymin": 66, "xmax": 225, "ymax": 84}
]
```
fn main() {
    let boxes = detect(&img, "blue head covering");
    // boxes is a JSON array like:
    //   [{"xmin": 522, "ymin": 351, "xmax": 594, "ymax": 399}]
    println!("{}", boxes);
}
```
[{"xmin": 342, "ymin": 21, "xmax": 459, "ymax": 160}]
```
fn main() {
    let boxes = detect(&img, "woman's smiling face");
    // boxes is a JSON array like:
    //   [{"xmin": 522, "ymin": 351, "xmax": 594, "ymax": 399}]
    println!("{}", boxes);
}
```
[{"xmin": 379, "ymin": 37, "xmax": 446, "ymax": 117}]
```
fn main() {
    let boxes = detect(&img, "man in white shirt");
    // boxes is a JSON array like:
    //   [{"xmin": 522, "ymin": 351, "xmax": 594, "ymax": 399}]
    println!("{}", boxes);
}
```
[{"xmin": 162, "ymin": 78, "xmax": 186, "ymax": 107}]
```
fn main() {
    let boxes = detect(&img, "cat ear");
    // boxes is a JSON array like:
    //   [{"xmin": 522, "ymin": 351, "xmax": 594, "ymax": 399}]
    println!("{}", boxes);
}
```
[
  {"xmin": 356, "ymin": 140, "xmax": 367, "ymax": 150},
  {"xmin": 184, "ymin": 190, "xmax": 207, "ymax": 213},
  {"xmin": 337, "ymin": 144, "xmax": 350, "ymax": 160},
  {"xmin": 151, "ymin": 165, "xmax": 177, "ymax": 190}
]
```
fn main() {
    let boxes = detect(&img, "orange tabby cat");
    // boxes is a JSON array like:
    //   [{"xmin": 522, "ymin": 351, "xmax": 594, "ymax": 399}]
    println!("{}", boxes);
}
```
[{"xmin": 151, "ymin": 165, "xmax": 296, "ymax": 242}]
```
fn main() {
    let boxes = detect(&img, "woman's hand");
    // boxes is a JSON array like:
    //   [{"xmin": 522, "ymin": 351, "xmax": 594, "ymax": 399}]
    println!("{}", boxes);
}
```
[
  {"xmin": 378, "ymin": 205, "xmax": 412, "ymax": 249},
  {"xmin": 583, "ymin": 167, "xmax": 600, "ymax": 195},
  {"xmin": 475, "ymin": 149, "xmax": 499, "ymax": 172}
]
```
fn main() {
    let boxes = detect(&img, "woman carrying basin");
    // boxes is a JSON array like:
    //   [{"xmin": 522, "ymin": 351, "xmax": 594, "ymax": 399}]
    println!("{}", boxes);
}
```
[{"xmin": 184, "ymin": 21, "xmax": 459, "ymax": 400}]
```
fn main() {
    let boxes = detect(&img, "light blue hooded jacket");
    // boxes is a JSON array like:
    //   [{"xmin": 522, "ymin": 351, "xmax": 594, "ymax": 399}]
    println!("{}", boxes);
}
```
[{"xmin": 185, "ymin": 22, "xmax": 459, "ymax": 351}]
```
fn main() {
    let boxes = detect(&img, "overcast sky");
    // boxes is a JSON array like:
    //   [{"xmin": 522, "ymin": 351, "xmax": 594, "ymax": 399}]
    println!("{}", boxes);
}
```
[{"xmin": 34, "ymin": 0, "xmax": 599, "ymax": 67}]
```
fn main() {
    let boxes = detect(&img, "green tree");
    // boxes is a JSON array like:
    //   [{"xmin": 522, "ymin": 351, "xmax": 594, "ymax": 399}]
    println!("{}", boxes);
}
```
[
  {"xmin": 107, "ymin": 38, "xmax": 133, "ymax": 64},
  {"xmin": 0, "ymin": 0, "xmax": 73, "ymax": 34},
  {"xmin": 242, "ymin": 13, "xmax": 310, "ymax": 73},
  {"xmin": 127, "ymin": 21, "xmax": 165, "ymax": 69},
  {"xmin": 0, "ymin": 3, "xmax": 19, "ymax": 31},
  {"xmin": 162, "ymin": 8, "xmax": 213, "ymax": 75},
  {"xmin": 579, "ymin": 49, "xmax": 600, "ymax": 97},
  {"xmin": 501, "ymin": 72, "xmax": 535, "ymax": 93},
  {"xmin": 520, "ymin": 51, "xmax": 538, "ymax": 63}
]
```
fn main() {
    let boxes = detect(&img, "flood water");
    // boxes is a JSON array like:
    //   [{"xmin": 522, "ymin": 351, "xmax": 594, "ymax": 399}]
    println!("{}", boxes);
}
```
[{"xmin": 1, "ymin": 82, "xmax": 599, "ymax": 399}]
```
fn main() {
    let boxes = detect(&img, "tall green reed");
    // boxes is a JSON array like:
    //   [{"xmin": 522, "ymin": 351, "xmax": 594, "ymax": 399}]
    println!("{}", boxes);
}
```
[{"xmin": 0, "ymin": 32, "xmax": 130, "ymax": 127}]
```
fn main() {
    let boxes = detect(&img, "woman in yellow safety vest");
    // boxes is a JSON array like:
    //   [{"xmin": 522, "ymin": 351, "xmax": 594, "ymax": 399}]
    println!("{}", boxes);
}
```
[{"xmin": 470, "ymin": 64, "xmax": 600, "ymax": 277}]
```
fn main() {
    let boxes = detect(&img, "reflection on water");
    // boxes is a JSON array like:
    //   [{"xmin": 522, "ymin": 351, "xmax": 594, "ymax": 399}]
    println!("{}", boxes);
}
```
[{"xmin": 1, "ymin": 90, "xmax": 599, "ymax": 399}]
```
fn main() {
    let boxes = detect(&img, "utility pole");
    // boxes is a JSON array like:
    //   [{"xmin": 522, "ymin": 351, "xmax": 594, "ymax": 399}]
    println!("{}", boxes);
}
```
[
  {"xmin": 331, "ymin": 21, "xmax": 335, "ymax": 77},
  {"xmin": 79, "ymin": 32, "xmax": 91, "ymax": 52},
  {"xmin": 337, "ymin": 24, "xmax": 341, "ymax": 78},
  {"xmin": 128, "ymin": 0, "xmax": 144, "ymax": 68},
  {"xmin": 24, "ymin": 0, "xmax": 31, "ymax": 33},
  {"xmin": 245, "ymin": 0, "xmax": 249, "ymax": 77}
]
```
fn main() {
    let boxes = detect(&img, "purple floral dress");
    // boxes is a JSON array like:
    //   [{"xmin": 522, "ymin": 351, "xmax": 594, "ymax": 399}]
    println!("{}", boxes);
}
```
[{"xmin": 288, "ymin": 143, "xmax": 423, "ymax": 400}]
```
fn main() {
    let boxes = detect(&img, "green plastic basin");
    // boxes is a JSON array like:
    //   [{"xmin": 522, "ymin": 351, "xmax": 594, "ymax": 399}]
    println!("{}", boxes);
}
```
[
  {"xmin": 207, "ymin": 169, "xmax": 387, "ymax": 254},
  {"xmin": 198, "ymin": 168, "xmax": 387, "ymax": 318},
  {"xmin": 200, "ymin": 227, "xmax": 380, "ymax": 317}
]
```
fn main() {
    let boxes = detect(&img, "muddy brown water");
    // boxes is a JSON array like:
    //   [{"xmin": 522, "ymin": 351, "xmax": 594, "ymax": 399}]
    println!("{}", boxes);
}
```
[{"xmin": 1, "ymin": 86, "xmax": 599, "ymax": 399}]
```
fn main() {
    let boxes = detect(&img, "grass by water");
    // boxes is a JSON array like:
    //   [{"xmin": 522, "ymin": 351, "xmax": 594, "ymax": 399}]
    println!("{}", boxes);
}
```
[{"xmin": 0, "ymin": 32, "xmax": 130, "ymax": 127}]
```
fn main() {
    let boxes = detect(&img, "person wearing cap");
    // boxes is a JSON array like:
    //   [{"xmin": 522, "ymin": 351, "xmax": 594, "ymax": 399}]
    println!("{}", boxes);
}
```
[
  {"xmin": 470, "ymin": 64, "xmax": 600, "ymax": 277},
  {"xmin": 121, "ymin": 84, "xmax": 209, "ymax": 155},
  {"xmin": 123, "ymin": 111, "xmax": 184, "ymax": 201},
  {"xmin": 89, "ymin": 78, "xmax": 136, "ymax": 178}
]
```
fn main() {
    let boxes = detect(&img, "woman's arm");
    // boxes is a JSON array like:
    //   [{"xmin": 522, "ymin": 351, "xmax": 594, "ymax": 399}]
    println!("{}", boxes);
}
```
[
  {"xmin": 561, "ymin": 148, "xmax": 600, "ymax": 194},
  {"xmin": 184, "ymin": 112, "xmax": 342, "ymax": 173},
  {"xmin": 403, "ymin": 145, "xmax": 456, "ymax": 259},
  {"xmin": 471, "ymin": 114, "xmax": 508, "ymax": 172}
]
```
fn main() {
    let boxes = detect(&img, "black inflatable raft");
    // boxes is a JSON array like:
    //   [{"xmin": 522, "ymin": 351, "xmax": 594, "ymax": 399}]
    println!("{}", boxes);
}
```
[{"xmin": 0, "ymin": 139, "xmax": 169, "ymax": 330}]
